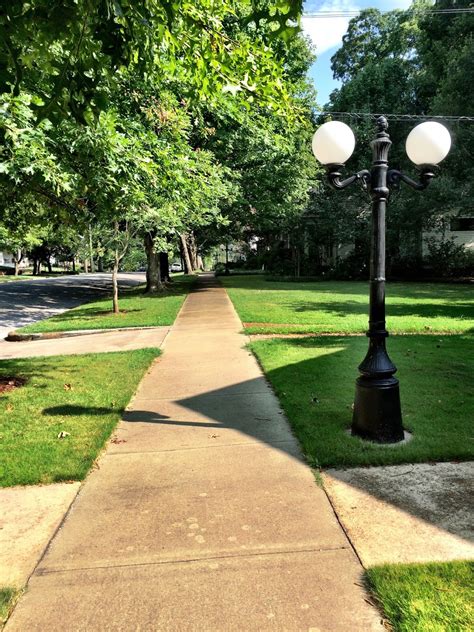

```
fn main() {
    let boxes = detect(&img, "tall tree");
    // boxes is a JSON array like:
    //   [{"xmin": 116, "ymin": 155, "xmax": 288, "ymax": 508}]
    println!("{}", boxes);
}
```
[{"xmin": 315, "ymin": 1, "xmax": 471, "ymax": 274}]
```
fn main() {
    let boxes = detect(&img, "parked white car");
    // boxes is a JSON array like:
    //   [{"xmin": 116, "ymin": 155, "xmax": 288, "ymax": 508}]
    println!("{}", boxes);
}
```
[{"xmin": 170, "ymin": 262, "xmax": 183, "ymax": 272}]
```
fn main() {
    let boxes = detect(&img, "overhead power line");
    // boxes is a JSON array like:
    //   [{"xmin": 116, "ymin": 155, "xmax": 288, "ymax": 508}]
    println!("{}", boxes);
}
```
[
  {"xmin": 319, "ymin": 111, "xmax": 474, "ymax": 123},
  {"xmin": 303, "ymin": 8, "xmax": 474, "ymax": 18}
]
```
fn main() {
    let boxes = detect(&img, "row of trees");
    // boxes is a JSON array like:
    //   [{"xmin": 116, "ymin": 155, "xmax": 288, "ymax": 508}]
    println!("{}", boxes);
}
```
[
  {"xmin": 0, "ymin": 0, "xmax": 319, "ymax": 308},
  {"xmin": 3, "ymin": 1, "xmax": 470, "ymax": 288},
  {"xmin": 303, "ymin": 0, "xmax": 474, "ymax": 278}
]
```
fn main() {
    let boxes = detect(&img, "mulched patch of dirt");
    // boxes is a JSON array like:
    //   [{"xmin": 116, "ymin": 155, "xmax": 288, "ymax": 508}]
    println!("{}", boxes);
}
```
[{"xmin": 0, "ymin": 376, "xmax": 27, "ymax": 394}]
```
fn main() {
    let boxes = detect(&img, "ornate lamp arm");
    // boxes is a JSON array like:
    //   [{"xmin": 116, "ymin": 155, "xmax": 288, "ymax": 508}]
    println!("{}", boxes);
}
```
[
  {"xmin": 387, "ymin": 166, "xmax": 438, "ymax": 191},
  {"xmin": 326, "ymin": 164, "xmax": 371, "ymax": 190}
]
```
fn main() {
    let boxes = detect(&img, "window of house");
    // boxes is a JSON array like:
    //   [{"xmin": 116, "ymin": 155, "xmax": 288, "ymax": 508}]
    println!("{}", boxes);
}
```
[{"xmin": 450, "ymin": 217, "xmax": 474, "ymax": 232}]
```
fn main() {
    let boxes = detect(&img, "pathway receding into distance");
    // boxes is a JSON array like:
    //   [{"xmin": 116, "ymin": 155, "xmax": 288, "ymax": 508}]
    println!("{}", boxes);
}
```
[{"xmin": 7, "ymin": 273, "xmax": 382, "ymax": 631}]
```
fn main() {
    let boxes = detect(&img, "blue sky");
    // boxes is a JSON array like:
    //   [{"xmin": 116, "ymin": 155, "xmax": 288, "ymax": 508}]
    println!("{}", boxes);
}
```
[{"xmin": 302, "ymin": 0, "xmax": 414, "ymax": 106}]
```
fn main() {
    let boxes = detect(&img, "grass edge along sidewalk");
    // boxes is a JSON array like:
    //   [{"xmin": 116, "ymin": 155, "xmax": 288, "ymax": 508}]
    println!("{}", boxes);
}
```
[
  {"xmin": 219, "ymin": 275, "xmax": 474, "ymax": 335},
  {"xmin": 0, "ymin": 348, "xmax": 160, "ymax": 487},
  {"xmin": 366, "ymin": 560, "xmax": 474, "ymax": 632},
  {"xmin": 249, "ymin": 334, "xmax": 474, "ymax": 468},
  {"xmin": 17, "ymin": 275, "xmax": 196, "ymax": 334},
  {"xmin": 0, "ymin": 588, "xmax": 21, "ymax": 630}
]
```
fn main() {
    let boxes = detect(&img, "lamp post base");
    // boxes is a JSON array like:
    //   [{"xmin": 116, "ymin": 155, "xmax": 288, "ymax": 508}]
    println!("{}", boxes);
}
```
[{"xmin": 351, "ymin": 375, "xmax": 404, "ymax": 443}]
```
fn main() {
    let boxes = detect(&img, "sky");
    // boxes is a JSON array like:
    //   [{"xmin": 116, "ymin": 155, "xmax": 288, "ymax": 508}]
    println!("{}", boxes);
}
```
[{"xmin": 302, "ymin": 0, "xmax": 414, "ymax": 107}]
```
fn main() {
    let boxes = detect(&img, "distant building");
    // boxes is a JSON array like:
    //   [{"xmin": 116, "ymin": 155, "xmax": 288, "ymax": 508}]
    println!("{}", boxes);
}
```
[
  {"xmin": 0, "ymin": 251, "xmax": 29, "ymax": 273},
  {"xmin": 422, "ymin": 216, "xmax": 474, "ymax": 256}
]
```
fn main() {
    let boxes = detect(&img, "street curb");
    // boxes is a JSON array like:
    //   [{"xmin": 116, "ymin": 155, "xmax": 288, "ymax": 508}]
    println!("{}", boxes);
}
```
[{"xmin": 5, "ymin": 326, "xmax": 168, "ymax": 342}]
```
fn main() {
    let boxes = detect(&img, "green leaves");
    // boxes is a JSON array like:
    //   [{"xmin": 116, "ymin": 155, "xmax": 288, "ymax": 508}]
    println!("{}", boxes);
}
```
[{"xmin": 0, "ymin": 0, "xmax": 304, "ymax": 122}]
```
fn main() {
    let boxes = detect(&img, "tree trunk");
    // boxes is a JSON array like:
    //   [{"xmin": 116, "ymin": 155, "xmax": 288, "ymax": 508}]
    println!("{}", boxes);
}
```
[
  {"xmin": 112, "ymin": 255, "xmax": 120, "ymax": 314},
  {"xmin": 179, "ymin": 233, "xmax": 193, "ymax": 274},
  {"xmin": 160, "ymin": 252, "xmax": 170, "ymax": 282},
  {"xmin": 144, "ymin": 232, "xmax": 162, "ymax": 293},
  {"xmin": 13, "ymin": 249, "xmax": 22, "ymax": 276},
  {"xmin": 189, "ymin": 233, "xmax": 199, "ymax": 270},
  {"xmin": 97, "ymin": 257, "xmax": 103, "ymax": 272},
  {"xmin": 84, "ymin": 258, "xmax": 89, "ymax": 274},
  {"xmin": 47, "ymin": 257, "xmax": 52, "ymax": 274},
  {"xmin": 89, "ymin": 223, "xmax": 95, "ymax": 273},
  {"xmin": 225, "ymin": 243, "xmax": 230, "ymax": 275},
  {"xmin": 294, "ymin": 245, "xmax": 301, "ymax": 278},
  {"xmin": 72, "ymin": 257, "xmax": 76, "ymax": 273}
]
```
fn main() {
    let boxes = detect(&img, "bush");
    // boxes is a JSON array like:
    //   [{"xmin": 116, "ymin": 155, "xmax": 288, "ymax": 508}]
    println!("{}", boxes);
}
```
[
  {"xmin": 326, "ymin": 250, "xmax": 369, "ymax": 280},
  {"xmin": 426, "ymin": 238, "xmax": 474, "ymax": 277}
]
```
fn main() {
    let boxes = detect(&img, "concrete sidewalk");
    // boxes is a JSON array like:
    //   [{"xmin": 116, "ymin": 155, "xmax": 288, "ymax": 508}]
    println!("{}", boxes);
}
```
[
  {"xmin": 0, "ymin": 327, "xmax": 169, "ymax": 359},
  {"xmin": 7, "ymin": 274, "xmax": 382, "ymax": 631}
]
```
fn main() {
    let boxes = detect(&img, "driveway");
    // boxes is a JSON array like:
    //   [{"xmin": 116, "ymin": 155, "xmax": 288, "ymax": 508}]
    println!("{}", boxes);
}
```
[{"xmin": 0, "ymin": 273, "xmax": 145, "ymax": 340}]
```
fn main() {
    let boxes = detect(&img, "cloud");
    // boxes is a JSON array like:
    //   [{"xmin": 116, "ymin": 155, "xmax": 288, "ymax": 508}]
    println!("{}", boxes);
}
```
[{"xmin": 302, "ymin": 0, "xmax": 361, "ymax": 55}]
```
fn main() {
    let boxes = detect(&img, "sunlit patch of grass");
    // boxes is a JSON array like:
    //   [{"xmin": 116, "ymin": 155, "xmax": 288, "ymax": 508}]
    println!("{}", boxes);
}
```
[
  {"xmin": 0, "ymin": 587, "xmax": 21, "ymax": 628},
  {"xmin": 19, "ymin": 276, "xmax": 195, "ymax": 333},
  {"xmin": 0, "ymin": 349, "xmax": 160, "ymax": 486},
  {"xmin": 220, "ymin": 275, "xmax": 473, "ymax": 334},
  {"xmin": 250, "ymin": 334, "xmax": 474, "ymax": 467},
  {"xmin": 366, "ymin": 560, "xmax": 474, "ymax": 631}
]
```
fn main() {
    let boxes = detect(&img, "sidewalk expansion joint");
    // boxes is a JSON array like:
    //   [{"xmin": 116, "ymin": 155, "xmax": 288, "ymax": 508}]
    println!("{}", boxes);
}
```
[
  {"xmin": 105, "ymin": 439, "xmax": 298, "ymax": 456},
  {"xmin": 132, "ymin": 391, "xmax": 272, "ymax": 401},
  {"xmin": 322, "ymin": 480, "xmax": 366, "ymax": 570},
  {"xmin": 37, "ymin": 545, "xmax": 351, "ymax": 576}
]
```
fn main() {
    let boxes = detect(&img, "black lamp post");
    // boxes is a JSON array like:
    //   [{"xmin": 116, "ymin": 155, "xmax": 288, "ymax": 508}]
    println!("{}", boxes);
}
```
[{"xmin": 312, "ymin": 116, "xmax": 451, "ymax": 443}]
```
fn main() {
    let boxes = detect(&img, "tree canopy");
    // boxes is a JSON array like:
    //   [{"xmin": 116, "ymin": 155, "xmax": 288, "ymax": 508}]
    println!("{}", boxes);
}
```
[
  {"xmin": 0, "ymin": 0, "xmax": 321, "ymax": 300},
  {"xmin": 309, "ymin": 0, "xmax": 474, "ymax": 277}
]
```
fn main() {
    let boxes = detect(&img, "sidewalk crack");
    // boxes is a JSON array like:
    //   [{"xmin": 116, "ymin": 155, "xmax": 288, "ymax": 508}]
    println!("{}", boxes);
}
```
[{"xmin": 37, "ymin": 545, "xmax": 351, "ymax": 576}]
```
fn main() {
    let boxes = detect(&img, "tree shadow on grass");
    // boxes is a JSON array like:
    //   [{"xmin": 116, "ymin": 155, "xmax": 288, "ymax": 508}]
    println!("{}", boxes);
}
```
[
  {"xmin": 220, "ymin": 275, "xmax": 473, "ymax": 299},
  {"xmin": 0, "ymin": 358, "xmax": 80, "ymax": 382},
  {"xmin": 43, "ymin": 405, "xmax": 119, "ymax": 416},
  {"xmin": 286, "ymin": 299, "xmax": 474, "ymax": 322},
  {"xmin": 44, "ymin": 307, "xmax": 144, "ymax": 322},
  {"xmin": 0, "ymin": 357, "xmax": 96, "ymax": 404}
]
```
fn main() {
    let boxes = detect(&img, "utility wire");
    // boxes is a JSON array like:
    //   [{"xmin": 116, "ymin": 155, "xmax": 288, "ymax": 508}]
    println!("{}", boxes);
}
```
[
  {"xmin": 318, "ymin": 111, "xmax": 474, "ymax": 123},
  {"xmin": 303, "ymin": 8, "xmax": 474, "ymax": 18}
]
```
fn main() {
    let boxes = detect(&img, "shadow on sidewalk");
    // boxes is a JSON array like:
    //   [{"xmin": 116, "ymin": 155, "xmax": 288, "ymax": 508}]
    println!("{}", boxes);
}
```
[{"xmin": 114, "ymin": 343, "xmax": 474, "ymax": 549}]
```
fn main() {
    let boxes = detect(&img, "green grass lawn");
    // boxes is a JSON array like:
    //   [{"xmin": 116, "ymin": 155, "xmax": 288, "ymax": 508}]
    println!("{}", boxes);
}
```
[
  {"xmin": 250, "ymin": 334, "xmax": 474, "ymax": 467},
  {"xmin": 366, "ymin": 561, "xmax": 474, "ymax": 631},
  {"xmin": 0, "ymin": 588, "xmax": 19, "ymax": 629},
  {"xmin": 220, "ymin": 275, "xmax": 474, "ymax": 334},
  {"xmin": 18, "ymin": 275, "xmax": 195, "ymax": 334},
  {"xmin": 0, "ymin": 273, "xmax": 67, "ymax": 283},
  {"xmin": 0, "ymin": 275, "xmax": 37, "ymax": 283},
  {"xmin": 0, "ymin": 349, "xmax": 159, "ymax": 487}
]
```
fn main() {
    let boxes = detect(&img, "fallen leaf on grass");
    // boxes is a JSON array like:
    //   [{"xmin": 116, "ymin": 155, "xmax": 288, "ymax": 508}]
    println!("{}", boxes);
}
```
[
  {"xmin": 57, "ymin": 431, "xmax": 70, "ymax": 439},
  {"xmin": 63, "ymin": 383, "xmax": 73, "ymax": 391}
]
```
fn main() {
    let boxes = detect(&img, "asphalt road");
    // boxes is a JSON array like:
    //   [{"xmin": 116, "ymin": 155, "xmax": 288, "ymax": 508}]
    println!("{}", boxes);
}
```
[{"xmin": 0, "ymin": 273, "xmax": 145, "ymax": 340}]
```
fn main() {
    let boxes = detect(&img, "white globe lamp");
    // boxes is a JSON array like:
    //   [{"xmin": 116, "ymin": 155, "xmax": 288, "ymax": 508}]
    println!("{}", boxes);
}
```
[
  {"xmin": 312, "ymin": 121, "xmax": 356, "ymax": 165},
  {"xmin": 405, "ymin": 121, "xmax": 451, "ymax": 166}
]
